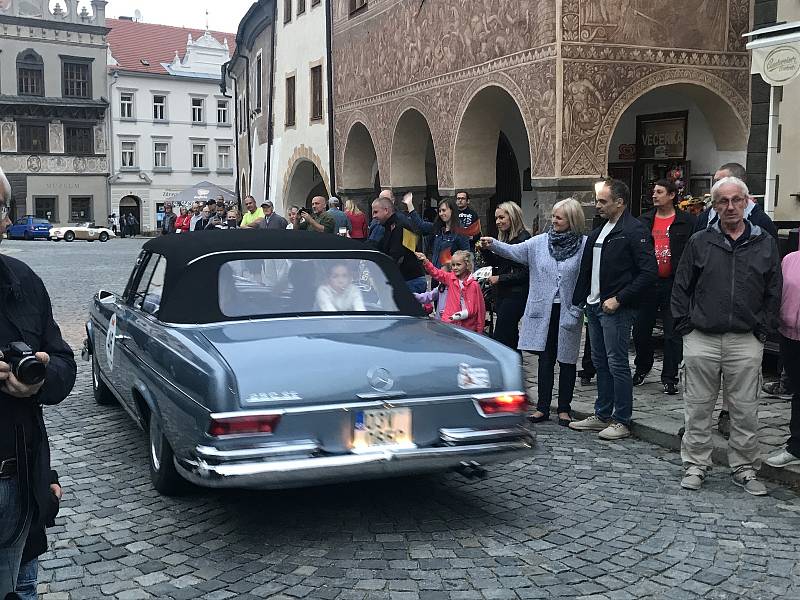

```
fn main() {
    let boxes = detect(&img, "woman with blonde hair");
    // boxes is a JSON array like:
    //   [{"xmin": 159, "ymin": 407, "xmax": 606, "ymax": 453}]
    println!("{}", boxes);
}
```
[
  {"xmin": 481, "ymin": 198, "xmax": 587, "ymax": 426},
  {"xmin": 478, "ymin": 202, "xmax": 530, "ymax": 348},
  {"xmin": 345, "ymin": 199, "xmax": 368, "ymax": 240}
]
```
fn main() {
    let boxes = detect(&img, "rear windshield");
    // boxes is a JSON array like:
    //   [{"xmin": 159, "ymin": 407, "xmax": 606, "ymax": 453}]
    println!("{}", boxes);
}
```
[
  {"xmin": 32, "ymin": 219, "xmax": 49, "ymax": 225},
  {"xmin": 219, "ymin": 258, "xmax": 400, "ymax": 317}
]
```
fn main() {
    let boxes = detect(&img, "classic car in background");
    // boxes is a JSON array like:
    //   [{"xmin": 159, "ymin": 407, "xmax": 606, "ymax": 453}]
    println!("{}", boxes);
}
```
[
  {"xmin": 84, "ymin": 231, "xmax": 534, "ymax": 495},
  {"xmin": 50, "ymin": 222, "xmax": 115, "ymax": 242}
]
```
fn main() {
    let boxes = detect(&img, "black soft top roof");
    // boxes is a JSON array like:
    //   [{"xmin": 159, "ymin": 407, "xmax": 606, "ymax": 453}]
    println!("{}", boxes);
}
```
[
  {"xmin": 143, "ymin": 229, "xmax": 371, "ymax": 270},
  {"xmin": 143, "ymin": 230, "xmax": 424, "ymax": 323}
]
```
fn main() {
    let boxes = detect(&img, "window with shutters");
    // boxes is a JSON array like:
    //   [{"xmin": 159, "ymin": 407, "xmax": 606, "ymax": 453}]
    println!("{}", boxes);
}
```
[
  {"xmin": 18, "ymin": 122, "xmax": 48, "ymax": 153},
  {"xmin": 153, "ymin": 95, "xmax": 166, "ymax": 121},
  {"xmin": 310, "ymin": 65, "xmax": 323, "ymax": 121},
  {"xmin": 17, "ymin": 50, "xmax": 44, "ymax": 96},
  {"xmin": 65, "ymin": 126, "xmax": 93, "ymax": 155},
  {"xmin": 62, "ymin": 60, "xmax": 91, "ymax": 98},
  {"xmin": 120, "ymin": 92, "xmax": 134, "ymax": 119},
  {"xmin": 349, "ymin": 0, "xmax": 367, "ymax": 15},
  {"xmin": 286, "ymin": 76, "xmax": 296, "ymax": 127}
]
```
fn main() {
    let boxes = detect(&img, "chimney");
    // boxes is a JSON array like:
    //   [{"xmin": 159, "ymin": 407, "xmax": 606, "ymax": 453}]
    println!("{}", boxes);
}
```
[{"xmin": 91, "ymin": 0, "xmax": 107, "ymax": 26}]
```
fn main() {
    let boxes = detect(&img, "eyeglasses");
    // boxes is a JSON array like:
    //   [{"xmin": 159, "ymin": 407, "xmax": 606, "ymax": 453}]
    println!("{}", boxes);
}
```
[{"xmin": 713, "ymin": 196, "xmax": 747, "ymax": 208}]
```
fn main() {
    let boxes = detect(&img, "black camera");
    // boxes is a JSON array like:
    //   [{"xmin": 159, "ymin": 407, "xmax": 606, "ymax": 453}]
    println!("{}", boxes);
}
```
[{"xmin": 0, "ymin": 342, "xmax": 46, "ymax": 385}]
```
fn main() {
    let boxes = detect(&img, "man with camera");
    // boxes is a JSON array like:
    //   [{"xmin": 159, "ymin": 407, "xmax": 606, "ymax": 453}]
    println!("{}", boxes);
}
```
[
  {"xmin": 0, "ymin": 167, "xmax": 77, "ymax": 596},
  {"xmin": 294, "ymin": 196, "xmax": 336, "ymax": 234}
]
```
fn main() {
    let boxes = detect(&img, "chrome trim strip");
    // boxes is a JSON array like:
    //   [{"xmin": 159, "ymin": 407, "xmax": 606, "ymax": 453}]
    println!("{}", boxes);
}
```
[
  {"xmin": 196, "ymin": 441, "xmax": 319, "ymax": 460},
  {"xmin": 211, "ymin": 391, "xmax": 525, "ymax": 419},
  {"xmin": 176, "ymin": 439, "xmax": 535, "ymax": 489},
  {"xmin": 162, "ymin": 314, "xmax": 417, "ymax": 329},
  {"xmin": 439, "ymin": 427, "xmax": 530, "ymax": 443},
  {"xmin": 187, "ymin": 248, "xmax": 386, "ymax": 266}
]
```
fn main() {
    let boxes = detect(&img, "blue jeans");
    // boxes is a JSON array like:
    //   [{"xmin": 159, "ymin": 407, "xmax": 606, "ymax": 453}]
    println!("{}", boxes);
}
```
[
  {"xmin": 405, "ymin": 276, "xmax": 428, "ymax": 295},
  {"xmin": 1, "ymin": 478, "xmax": 31, "ymax": 597},
  {"xmin": 587, "ymin": 304, "xmax": 636, "ymax": 426},
  {"xmin": 15, "ymin": 558, "xmax": 38, "ymax": 600}
]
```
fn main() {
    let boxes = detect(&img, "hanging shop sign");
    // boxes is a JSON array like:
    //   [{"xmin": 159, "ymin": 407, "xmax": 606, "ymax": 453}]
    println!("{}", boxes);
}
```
[
  {"xmin": 755, "ymin": 44, "xmax": 800, "ymax": 86},
  {"xmin": 636, "ymin": 112, "xmax": 687, "ymax": 161}
]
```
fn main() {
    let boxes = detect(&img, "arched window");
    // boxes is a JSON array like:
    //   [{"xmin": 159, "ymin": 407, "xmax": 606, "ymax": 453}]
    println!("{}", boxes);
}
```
[{"xmin": 17, "ymin": 50, "xmax": 44, "ymax": 96}]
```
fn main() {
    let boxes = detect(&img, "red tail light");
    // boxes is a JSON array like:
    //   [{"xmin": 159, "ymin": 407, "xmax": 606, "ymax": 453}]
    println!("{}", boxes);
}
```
[
  {"xmin": 208, "ymin": 414, "xmax": 281, "ymax": 436},
  {"xmin": 477, "ymin": 394, "xmax": 527, "ymax": 415}
]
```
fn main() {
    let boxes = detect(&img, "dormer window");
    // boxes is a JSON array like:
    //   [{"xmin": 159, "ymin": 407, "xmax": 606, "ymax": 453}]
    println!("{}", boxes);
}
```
[{"xmin": 17, "ymin": 50, "xmax": 44, "ymax": 97}]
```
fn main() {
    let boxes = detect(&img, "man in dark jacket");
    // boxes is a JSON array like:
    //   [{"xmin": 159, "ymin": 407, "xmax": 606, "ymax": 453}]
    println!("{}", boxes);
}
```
[
  {"xmin": 258, "ymin": 201, "xmax": 289, "ymax": 230},
  {"xmin": 160, "ymin": 202, "xmax": 177, "ymax": 235},
  {"xmin": 694, "ymin": 162, "xmax": 778, "ymax": 239},
  {"xmin": 0, "ymin": 168, "xmax": 77, "ymax": 597},
  {"xmin": 632, "ymin": 179, "xmax": 696, "ymax": 395},
  {"xmin": 672, "ymin": 176, "xmax": 781, "ymax": 496},
  {"xmin": 371, "ymin": 196, "xmax": 427, "ymax": 293},
  {"xmin": 569, "ymin": 179, "xmax": 658, "ymax": 440}
]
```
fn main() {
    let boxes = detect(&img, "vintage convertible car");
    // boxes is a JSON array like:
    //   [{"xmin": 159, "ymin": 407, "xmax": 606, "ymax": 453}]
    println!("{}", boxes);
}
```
[
  {"xmin": 50, "ymin": 222, "xmax": 115, "ymax": 242},
  {"xmin": 84, "ymin": 231, "xmax": 534, "ymax": 494}
]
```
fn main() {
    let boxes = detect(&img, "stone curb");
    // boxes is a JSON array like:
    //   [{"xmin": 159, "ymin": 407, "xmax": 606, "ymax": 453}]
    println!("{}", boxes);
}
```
[{"xmin": 569, "ymin": 399, "xmax": 800, "ymax": 488}]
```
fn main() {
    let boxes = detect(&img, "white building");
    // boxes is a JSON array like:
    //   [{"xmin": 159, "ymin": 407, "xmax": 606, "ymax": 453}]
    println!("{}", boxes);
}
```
[
  {"xmin": 270, "ymin": 0, "xmax": 332, "ymax": 213},
  {"xmin": 107, "ymin": 17, "xmax": 236, "ymax": 232}
]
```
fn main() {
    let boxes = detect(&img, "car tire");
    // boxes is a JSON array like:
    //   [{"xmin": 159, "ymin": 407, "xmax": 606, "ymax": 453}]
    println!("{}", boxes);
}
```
[
  {"xmin": 64, "ymin": 231, "xmax": 75, "ymax": 242},
  {"xmin": 92, "ymin": 353, "xmax": 116, "ymax": 406},
  {"xmin": 148, "ymin": 414, "xmax": 190, "ymax": 496},
  {"xmin": 23, "ymin": 231, "xmax": 33, "ymax": 241},
  {"xmin": 99, "ymin": 232, "xmax": 109, "ymax": 242}
]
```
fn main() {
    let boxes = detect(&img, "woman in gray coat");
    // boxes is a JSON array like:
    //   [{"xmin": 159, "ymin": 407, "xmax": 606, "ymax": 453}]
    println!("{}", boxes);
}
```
[{"xmin": 481, "ymin": 198, "xmax": 587, "ymax": 426}]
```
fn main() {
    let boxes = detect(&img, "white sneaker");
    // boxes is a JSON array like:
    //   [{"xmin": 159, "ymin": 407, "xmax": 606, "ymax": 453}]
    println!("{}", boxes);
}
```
[
  {"xmin": 568, "ymin": 414, "xmax": 608, "ymax": 432},
  {"xmin": 598, "ymin": 422, "xmax": 631, "ymax": 440},
  {"xmin": 765, "ymin": 449, "xmax": 800, "ymax": 469}
]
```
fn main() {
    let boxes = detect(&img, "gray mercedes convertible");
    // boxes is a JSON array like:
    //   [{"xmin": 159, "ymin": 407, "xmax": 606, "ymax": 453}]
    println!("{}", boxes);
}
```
[{"xmin": 84, "ymin": 230, "xmax": 534, "ymax": 494}]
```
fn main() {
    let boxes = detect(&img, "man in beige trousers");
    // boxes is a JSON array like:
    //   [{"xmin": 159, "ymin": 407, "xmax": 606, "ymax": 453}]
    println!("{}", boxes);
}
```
[{"xmin": 671, "ymin": 176, "xmax": 782, "ymax": 496}]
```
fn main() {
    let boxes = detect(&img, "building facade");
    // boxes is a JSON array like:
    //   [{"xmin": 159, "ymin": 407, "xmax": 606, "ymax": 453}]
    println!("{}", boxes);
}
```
[
  {"xmin": 271, "ymin": 0, "xmax": 332, "ymax": 214},
  {"xmin": 746, "ymin": 1, "xmax": 800, "ymax": 224},
  {"xmin": 0, "ymin": 0, "xmax": 109, "ymax": 225},
  {"xmin": 226, "ymin": 0, "xmax": 275, "ymax": 205},
  {"xmin": 107, "ymin": 18, "xmax": 236, "ymax": 232},
  {"xmin": 332, "ymin": 0, "xmax": 752, "ymax": 229}
]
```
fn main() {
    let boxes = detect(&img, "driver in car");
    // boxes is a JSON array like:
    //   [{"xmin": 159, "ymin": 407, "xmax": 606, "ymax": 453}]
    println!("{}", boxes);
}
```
[{"xmin": 316, "ymin": 263, "xmax": 366, "ymax": 312}]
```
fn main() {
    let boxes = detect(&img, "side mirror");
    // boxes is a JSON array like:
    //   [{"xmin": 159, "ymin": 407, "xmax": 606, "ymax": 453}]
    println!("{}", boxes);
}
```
[{"xmin": 97, "ymin": 290, "xmax": 115, "ymax": 304}]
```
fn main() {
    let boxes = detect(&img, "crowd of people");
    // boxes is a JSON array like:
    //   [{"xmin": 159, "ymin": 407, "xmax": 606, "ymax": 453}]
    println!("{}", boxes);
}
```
[{"xmin": 359, "ymin": 162, "xmax": 798, "ymax": 498}]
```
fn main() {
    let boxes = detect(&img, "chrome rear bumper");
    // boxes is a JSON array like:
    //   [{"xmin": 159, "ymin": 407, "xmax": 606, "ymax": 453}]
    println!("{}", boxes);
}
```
[{"xmin": 175, "ymin": 427, "xmax": 534, "ymax": 489}]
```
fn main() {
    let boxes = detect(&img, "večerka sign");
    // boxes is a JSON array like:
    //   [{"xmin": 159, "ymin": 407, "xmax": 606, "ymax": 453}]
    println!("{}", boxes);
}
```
[
  {"xmin": 638, "ymin": 116, "xmax": 687, "ymax": 160},
  {"xmin": 763, "ymin": 45, "xmax": 800, "ymax": 86}
]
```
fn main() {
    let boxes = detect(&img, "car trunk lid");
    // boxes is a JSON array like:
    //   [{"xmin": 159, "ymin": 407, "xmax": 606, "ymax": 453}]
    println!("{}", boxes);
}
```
[{"xmin": 199, "ymin": 317, "xmax": 505, "ymax": 408}]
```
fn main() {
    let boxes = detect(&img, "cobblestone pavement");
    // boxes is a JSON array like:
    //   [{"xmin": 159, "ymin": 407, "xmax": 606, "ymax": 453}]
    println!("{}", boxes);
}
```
[
  {"xmin": 3, "ymin": 238, "xmax": 800, "ymax": 600},
  {"xmin": 567, "ymin": 346, "xmax": 798, "ymax": 480}
]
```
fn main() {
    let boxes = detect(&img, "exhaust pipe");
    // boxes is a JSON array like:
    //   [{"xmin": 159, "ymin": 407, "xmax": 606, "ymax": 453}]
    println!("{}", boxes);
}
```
[{"xmin": 455, "ymin": 460, "xmax": 488, "ymax": 480}]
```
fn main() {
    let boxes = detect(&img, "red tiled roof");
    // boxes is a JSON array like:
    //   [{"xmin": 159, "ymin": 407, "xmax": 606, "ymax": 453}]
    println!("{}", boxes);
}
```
[{"xmin": 107, "ymin": 18, "xmax": 236, "ymax": 76}]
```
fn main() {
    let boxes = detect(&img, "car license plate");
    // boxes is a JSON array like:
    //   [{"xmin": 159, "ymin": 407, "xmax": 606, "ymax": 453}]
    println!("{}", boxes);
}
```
[{"xmin": 353, "ymin": 408, "xmax": 412, "ymax": 450}]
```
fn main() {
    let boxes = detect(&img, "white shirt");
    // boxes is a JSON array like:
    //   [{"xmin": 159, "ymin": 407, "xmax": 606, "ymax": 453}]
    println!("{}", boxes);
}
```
[
  {"xmin": 587, "ymin": 219, "xmax": 617, "ymax": 305},
  {"xmin": 316, "ymin": 284, "xmax": 366, "ymax": 312}
]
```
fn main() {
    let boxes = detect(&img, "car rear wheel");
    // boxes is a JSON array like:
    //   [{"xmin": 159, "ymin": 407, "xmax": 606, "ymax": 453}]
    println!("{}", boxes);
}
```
[
  {"xmin": 99, "ymin": 232, "xmax": 109, "ymax": 242},
  {"xmin": 64, "ymin": 231, "xmax": 75, "ymax": 242},
  {"xmin": 92, "ymin": 353, "xmax": 116, "ymax": 406},
  {"xmin": 148, "ymin": 414, "xmax": 189, "ymax": 495}
]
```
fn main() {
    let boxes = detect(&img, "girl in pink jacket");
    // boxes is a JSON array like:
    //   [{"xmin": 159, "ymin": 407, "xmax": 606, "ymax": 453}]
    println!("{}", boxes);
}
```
[{"xmin": 415, "ymin": 250, "xmax": 486, "ymax": 334}]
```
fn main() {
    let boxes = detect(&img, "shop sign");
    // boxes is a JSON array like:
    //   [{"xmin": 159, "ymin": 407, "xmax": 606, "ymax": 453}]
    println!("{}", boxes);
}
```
[
  {"xmin": 762, "ymin": 45, "xmax": 800, "ymax": 86},
  {"xmin": 637, "ymin": 112, "xmax": 687, "ymax": 160}
]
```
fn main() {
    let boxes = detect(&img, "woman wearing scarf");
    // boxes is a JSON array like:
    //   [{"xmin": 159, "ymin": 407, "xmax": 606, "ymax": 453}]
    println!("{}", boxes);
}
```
[{"xmin": 480, "ymin": 198, "xmax": 587, "ymax": 426}]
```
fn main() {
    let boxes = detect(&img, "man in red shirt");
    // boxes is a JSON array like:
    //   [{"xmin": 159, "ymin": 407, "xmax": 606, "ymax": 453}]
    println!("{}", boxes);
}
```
[{"xmin": 632, "ymin": 179, "xmax": 696, "ymax": 395}]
